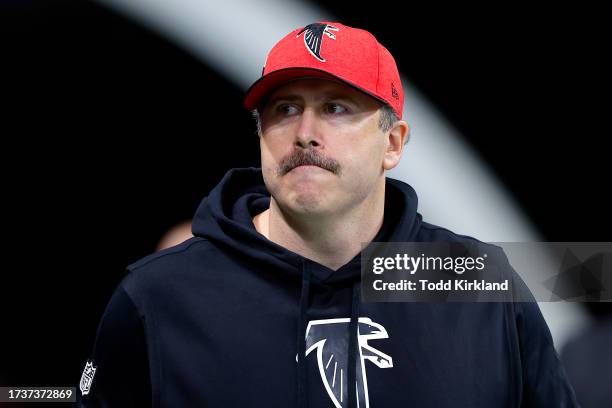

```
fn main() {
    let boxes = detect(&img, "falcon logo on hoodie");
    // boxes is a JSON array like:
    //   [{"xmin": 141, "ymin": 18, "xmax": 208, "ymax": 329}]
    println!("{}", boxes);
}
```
[
  {"xmin": 296, "ymin": 23, "xmax": 339, "ymax": 62},
  {"xmin": 304, "ymin": 317, "xmax": 393, "ymax": 408}
]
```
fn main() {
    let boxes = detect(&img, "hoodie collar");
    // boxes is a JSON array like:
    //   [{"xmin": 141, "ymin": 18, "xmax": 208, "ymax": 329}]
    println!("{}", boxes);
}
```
[{"xmin": 192, "ymin": 167, "xmax": 422, "ymax": 283}]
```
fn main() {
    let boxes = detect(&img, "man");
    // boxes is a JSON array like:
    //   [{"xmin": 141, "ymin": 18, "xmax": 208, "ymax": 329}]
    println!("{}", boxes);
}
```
[{"xmin": 77, "ymin": 22, "xmax": 578, "ymax": 407}]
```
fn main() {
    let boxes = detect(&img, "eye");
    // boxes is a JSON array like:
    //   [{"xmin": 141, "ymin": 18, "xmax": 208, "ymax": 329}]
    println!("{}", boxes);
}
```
[
  {"xmin": 324, "ymin": 103, "xmax": 348, "ymax": 115},
  {"xmin": 276, "ymin": 103, "xmax": 300, "ymax": 116}
]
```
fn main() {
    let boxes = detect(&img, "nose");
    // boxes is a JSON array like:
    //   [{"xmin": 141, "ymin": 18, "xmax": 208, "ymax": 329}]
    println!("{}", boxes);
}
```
[{"xmin": 294, "ymin": 108, "xmax": 322, "ymax": 149}]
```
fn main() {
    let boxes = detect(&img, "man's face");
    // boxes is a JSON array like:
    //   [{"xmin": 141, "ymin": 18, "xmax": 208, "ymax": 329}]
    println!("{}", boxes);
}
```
[{"xmin": 259, "ymin": 78, "xmax": 390, "ymax": 217}]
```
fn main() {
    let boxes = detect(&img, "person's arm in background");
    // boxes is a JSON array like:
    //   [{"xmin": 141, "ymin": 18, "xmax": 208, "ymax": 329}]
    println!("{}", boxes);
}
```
[{"xmin": 76, "ymin": 282, "xmax": 151, "ymax": 407}]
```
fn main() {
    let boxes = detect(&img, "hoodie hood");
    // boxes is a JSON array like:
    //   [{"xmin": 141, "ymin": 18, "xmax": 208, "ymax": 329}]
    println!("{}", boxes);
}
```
[{"xmin": 192, "ymin": 167, "xmax": 422, "ymax": 283}]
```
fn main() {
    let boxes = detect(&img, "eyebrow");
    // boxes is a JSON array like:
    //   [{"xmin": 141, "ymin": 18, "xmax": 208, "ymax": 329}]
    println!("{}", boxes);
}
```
[{"xmin": 265, "ymin": 92, "xmax": 357, "ymax": 108}]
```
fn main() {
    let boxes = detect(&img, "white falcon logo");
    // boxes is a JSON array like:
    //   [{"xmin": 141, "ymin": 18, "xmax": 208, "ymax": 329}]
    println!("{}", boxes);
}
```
[
  {"xmin": 296, "ymin": 23, "xmax": 339, "ymax": 62},
  {"xmin": 303, "ymin": 317, "xmax": 393, "ymax": 408}
]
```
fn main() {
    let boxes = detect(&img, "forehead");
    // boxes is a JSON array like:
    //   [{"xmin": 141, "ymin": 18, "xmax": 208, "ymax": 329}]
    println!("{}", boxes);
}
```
[{"xmin": 263, "ymin": 77, "xmax": 381, "ymax": 108}]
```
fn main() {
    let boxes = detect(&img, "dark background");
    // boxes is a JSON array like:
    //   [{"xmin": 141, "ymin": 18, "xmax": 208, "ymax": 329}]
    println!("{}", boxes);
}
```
[{"xmin": 1, "ymin": 0, "xmax": 608, "ymax": 389}]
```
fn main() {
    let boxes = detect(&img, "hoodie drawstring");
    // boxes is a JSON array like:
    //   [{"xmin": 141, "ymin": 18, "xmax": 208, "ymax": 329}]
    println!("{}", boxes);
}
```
[
  {"xmin": 297, "ymin": 260, "xmax": 361, "ymax": 408},
  {"xmin": 347, "ymin": 280, "xmax": 361, "ymax": 408},
  {"xmin": 297, "ymin": 260, "xmax": 311, "ymax": 408}
]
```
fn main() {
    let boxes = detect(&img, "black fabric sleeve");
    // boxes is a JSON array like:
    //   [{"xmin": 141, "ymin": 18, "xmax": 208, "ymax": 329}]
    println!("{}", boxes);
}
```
[
  {"xmin": 76, "ymin": 283, "xmax": 152, "ymax": 407},
  {"xmin": 502, "ymin": 257, "xmax": 580, "ymax": 408},
  {"xmin": 515, "ymin": 300, "xmax": 579, "ymax": 407},
  {"xmin": 494, "ymin": 246, "xmax": 579, "ymax": 407}
]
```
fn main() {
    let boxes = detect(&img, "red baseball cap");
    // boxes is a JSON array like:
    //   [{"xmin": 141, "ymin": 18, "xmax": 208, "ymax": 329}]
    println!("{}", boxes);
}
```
[{"xmin": 244, "ymin": 22, "xmax": 404, "ymax": 119}]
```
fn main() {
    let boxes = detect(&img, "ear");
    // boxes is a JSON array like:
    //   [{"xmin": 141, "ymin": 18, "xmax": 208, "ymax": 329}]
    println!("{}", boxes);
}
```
[{"xmin": 382, "ymin": 120, "xmax": 409, "ymax": 170}]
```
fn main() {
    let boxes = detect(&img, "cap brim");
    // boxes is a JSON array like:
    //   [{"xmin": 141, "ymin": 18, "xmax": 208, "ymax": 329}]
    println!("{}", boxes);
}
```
[{"xmin": 243, "ymin": 67, "xmax": 388, "ymax": 111}]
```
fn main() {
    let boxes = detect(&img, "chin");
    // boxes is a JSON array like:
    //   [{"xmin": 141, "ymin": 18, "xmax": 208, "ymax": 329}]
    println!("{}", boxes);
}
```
[
  {"xmin": 284, "ymin": 191, "xmax": 320, "ymax": 212},
  {"xmin": 272, "ymin": 184, "xmax": 334, "ymax": 216}
]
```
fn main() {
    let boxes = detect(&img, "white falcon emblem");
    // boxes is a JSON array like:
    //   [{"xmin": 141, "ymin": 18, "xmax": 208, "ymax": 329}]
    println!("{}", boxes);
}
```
[
  {"xmin": 296, "ymin": 23, "xmax": 340, "ymax": 62},
  {"xmin": 302, "ymin": 317, "xmax": 393, "ymax": 408}
]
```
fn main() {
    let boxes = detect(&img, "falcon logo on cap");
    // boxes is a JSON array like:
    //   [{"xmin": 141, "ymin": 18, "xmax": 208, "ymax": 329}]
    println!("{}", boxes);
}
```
[{"xmin": 296, "ymin": 23, "xmax": 339, "ymax": 62}]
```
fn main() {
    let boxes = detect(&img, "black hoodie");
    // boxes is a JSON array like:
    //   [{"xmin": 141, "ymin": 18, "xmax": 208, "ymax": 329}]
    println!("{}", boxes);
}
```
[{"xmin": 77, "ymin": 167, "xmax": 578, "ymax": 407}]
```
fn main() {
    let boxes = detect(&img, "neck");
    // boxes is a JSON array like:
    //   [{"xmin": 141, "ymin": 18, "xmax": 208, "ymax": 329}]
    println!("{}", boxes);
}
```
[{"xmin": 253, "ymin": 182, "xmax": 386, "ymax": 271}]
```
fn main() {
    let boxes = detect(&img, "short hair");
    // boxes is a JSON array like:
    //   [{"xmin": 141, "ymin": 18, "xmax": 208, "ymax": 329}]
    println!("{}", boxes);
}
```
[
  {"xmin": 378, "ymin": 103, "xmax": 400, "ymax": 133},
  {"xmin": 251, "ymin": 103, "xmax": 400, "ymax": 137}
]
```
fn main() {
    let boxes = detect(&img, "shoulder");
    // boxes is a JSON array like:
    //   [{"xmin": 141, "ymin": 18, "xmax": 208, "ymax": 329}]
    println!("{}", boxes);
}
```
[
  {"xmin": 418, "ymin": 219, "xmax": 492, "ymax": 247},
  {"xmin": 127, "ymin": 236, "xmax": 212, "ymax": 272},
  {"xmin": 119, "ymin": 236, "xmax": 218, "ymax": 302},
  {"xmin": 416, "ymin": 221, "xmax": 517, "ymax": 268},
  {"xmin": 416, "ymin": 219, "xmax": 518, "ymax": 289}
]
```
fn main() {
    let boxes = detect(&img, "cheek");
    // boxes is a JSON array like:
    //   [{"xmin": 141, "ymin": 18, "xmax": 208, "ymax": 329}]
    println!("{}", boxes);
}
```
[
  {"xmin": 260, "ymin": 131, "xmax": 290, "ymax": 158},
  {"xmin": 342, "ymin": 137, "xmax": 385, "ymax": 173},
  {"xmin": 260, "ymin": 143, "xmax": 277, "ymax": 184},
  {"xmin": 259, "ymin": 139, "xmax": 290, "ymax": 196},
  {"xmin": 260, "ymin": 136, "xmax": 282, "ymax": 166},
  {"xmin": 259, "ymin": 141, "xmax": 271, "ymax": 168},
  {"xmin": 339, "ymin": 139, "xmax": 386, "ymax": 190}
]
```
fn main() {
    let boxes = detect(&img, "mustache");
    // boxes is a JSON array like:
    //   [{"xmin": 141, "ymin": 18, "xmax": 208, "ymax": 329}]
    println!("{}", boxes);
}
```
[{"xmin": 277, "ymin": 148, "xmax": 341, "ymax": 176}]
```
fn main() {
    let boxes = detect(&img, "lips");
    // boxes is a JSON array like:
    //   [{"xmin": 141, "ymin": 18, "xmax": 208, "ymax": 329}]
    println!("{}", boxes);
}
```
[{"xmin": 290, "ymin": 164, "xmax": 324, "ymax": 172}]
